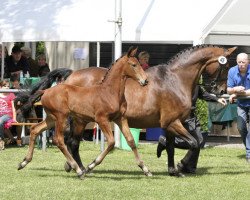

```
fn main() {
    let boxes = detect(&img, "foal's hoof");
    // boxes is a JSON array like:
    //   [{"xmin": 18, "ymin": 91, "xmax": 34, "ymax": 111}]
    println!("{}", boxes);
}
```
[
  {"xmin": 78, "ymin": 170, "xmax": 86, "ymax": 180},
  {"xmin": 85, "ymin": 166, "xmax": 93, "ymax": 174},
  {"xmin": 17, "ymin": 162, "xmax": 24, "ymax": 170},
  {"xmin": 64, "ymin": 162, "xmax": 72, "ymax": 173},
  {"xmin": 144, "ymin": 170, "xmax": 153, "ymax": 177}
]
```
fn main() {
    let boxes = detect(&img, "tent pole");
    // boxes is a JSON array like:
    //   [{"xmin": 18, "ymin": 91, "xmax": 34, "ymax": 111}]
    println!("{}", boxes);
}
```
[
  {"xmin": 114, "ymin": 0, "xmax": 122, "ymax": 148},
  {"xmin": 1, "ymin": 42, "xmax": 5, "ymax": 80}
]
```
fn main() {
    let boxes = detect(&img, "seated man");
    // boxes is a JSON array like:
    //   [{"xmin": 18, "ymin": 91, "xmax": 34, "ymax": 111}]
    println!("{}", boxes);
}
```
[{"xmin": 5, "ymin": 45, "xmax": 30, "ymax": 78}]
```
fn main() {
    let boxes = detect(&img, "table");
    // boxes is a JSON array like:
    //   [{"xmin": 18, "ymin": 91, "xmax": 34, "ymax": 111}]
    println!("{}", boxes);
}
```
[{"xmin": 208, "ymin": 101, "xmax": 237, "ymax": 141}]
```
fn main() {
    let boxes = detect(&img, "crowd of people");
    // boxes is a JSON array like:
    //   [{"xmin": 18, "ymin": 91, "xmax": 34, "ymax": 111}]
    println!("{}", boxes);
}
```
[
  {"xmin": 0, "ymin": 44, "xmax": 50, "ymax": 150},
  {"xmin": 0, "ymin": 44, "xmax": 50, "ymax": 80}
]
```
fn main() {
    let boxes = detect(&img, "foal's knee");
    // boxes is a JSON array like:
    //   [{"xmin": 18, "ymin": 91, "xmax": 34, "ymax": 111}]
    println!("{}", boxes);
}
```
[{"xmin": 127, "ymin": 138, "xmax": 136, "ymax": 149}]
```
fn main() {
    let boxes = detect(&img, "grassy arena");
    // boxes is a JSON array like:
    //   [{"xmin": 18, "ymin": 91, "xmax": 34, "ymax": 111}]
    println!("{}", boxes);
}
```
[{"xmin": 1, "ymin": 141, "xmax": 250, "ymax": 200}]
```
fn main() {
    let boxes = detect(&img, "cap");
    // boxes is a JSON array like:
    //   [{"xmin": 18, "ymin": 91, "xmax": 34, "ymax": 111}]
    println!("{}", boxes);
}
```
[
  {"xmin": 21, "ymin": 46, "xmax": 31, "ymax": 56},
  {"xmin": 21, "ymin": 46, "xmax": 31, "ymax": 53},
  {"xmin": 12, "ymin": 45, "xmax": 22, "ymax": 53}
]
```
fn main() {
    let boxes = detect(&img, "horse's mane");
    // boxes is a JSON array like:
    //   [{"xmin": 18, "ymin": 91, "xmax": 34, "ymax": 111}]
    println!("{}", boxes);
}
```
[
  {"xmin": 165, "ymin": 44, "xmax": 223, "ymax": 66},
  {"xmin": 155, "ymin": 44, "xmax": 224, "ymax": 80}
]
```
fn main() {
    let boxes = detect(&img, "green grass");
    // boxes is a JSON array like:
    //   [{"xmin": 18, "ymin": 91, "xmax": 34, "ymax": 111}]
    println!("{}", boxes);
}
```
[{"xmin": 1, "ymin": 142, "xmax": 250, "ymax": 200}]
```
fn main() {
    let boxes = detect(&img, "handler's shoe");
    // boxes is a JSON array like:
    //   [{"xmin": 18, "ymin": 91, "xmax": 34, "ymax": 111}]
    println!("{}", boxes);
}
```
[
  {"xmin": 247, "ymin": 157, "xmax": 250, "ymax": 163},
  {"xmin": 157, "ymin": 135, "xmax": 166, "ymax": 158},
  {"xmin": 0, "ymin": 138, "xmax": 5, "ymax": 151},
  {"xmin": 177, "ymin": 162, "xmax": 196, "ymax": 174}
]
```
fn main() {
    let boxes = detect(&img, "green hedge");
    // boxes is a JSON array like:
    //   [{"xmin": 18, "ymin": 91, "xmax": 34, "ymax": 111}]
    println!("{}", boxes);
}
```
[{"xmin": 195, "ymin": 98, "xmax": 209, "ymax": 132}]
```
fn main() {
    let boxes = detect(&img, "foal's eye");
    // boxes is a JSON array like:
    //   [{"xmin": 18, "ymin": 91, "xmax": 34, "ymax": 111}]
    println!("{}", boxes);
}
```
[{"xmin": 131, "ymin": 64, "xmax": 136, "ymax": 67}]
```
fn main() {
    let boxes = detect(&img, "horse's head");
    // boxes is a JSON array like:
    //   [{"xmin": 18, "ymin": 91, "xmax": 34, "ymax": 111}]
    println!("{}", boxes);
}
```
[
  {"xmin": 202, "ymin": 46, "xmax": 237, "ymax": 95},
  {"xmin": 122, "ymin": 46, "xmax": 148, "ymax": 86}
]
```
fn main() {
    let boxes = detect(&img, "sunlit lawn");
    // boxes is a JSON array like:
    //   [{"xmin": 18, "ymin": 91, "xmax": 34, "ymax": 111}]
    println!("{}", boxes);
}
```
[{"xmin": 1, "ymin": 141, "xmax": 250, "ymax": 200}]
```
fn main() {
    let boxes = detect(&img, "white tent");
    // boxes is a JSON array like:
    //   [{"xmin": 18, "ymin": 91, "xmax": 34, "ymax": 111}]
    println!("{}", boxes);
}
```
[
  {"xmin": 0, "ymin": 0, "xmax": 235, "ymax": 44},
  {"xmin": 1, "ymin": 0, "xmax": 249, "ymax": 149},
  {"xmin": 206, "ymin": 0, "xmax": 250, "ymax": 45}
]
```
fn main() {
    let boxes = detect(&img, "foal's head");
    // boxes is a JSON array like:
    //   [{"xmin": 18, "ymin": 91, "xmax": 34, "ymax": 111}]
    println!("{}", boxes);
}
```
[{"xmin": 120, "ymin": 46, "xmax": 148, "ymax": 86}]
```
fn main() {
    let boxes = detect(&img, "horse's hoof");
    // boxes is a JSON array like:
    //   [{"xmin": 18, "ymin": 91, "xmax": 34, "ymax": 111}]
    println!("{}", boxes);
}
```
[{"xmin": 64, "ymin": 162, "xmax": 72, "ymax": 173}]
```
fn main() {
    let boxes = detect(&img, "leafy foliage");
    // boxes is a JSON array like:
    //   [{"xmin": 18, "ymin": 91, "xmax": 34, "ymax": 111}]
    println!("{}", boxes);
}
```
[
  {"xmin": 36, "ymin": 42, "xmax": 45, "ymax": 57},
  {"xmin": 195, "ymin": 98, "xmax": 209, "ymax": 131}
]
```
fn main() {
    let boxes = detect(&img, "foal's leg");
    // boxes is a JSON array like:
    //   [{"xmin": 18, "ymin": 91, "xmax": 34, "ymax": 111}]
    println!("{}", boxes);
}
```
[
  {"xmin": 116, "ymin": 118, "xmax": 152, "ymax": 176},
  {"xmin": 53, "ymin": 116, "xmax": 84, "ymax": 178},
  {"xmin": 18, "ymin": 118, "xmax": 53, "ymax": 170},
  {"xmin": 86, "ymin": 119, "xmax": 115, "ymax": 172}
]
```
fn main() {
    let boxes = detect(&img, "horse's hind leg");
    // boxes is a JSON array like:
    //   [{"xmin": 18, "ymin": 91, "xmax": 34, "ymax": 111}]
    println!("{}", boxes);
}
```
[
  {"xmin": 86, "ymin": 119, "xmax": 115, "ymax": 173},
  {"xmin": 165, "ymin": 119, "xmax": 198, "ymax": 177},
  {"xmin": 116, "ymin": 118, "xmax": 152, "ymax": 176},
  {"xmin": 64, "ymin": 119, "xmax": 86, "ymax": 172},
  {"xmin": 18, "ymin": 117, "xmax": 53, "ymax": 170}
]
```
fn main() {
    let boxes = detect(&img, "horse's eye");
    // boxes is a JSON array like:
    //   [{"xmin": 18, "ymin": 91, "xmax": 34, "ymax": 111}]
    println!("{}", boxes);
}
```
[{"xmin": 131, "ymin": 64, "xmax": 136, "ymax": 68}]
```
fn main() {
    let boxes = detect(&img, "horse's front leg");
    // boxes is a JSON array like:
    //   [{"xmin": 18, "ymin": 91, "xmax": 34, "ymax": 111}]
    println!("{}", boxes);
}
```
[
  {"xmin": 117, "ymin": 118, "xmax": 152, "ymax": 176},
  {"xmin": 86, "ymin": 119, "xmax": 115, "ymax": 173},
  {"xmin": 64, "ymin": 119, "xmax": 86, "ymax": 172},
  {"xmin": 18, "ymin": 119, "xmax": 52, "ymax": 170}
]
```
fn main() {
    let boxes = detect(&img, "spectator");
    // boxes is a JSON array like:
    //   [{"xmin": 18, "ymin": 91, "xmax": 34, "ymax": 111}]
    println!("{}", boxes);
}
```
[
  {"xmin": 37, "ymin": 54, "xmax": 50, "ymax": 77},
  {"xmin": 138, "ymin": 51, "xmax": 150, "ymax": 70},
  {"xmin": 10, "ymin": 74, "xmax": 22, "ymax": 89},
  {"xmin": 5, "ymin": 45, "xmax": 30, "ymax": 78},
  {"xmin": 227, "ymin": 52, "xmax": 250, "ymax": 163},
  {"xmin": 21, "ymin": 46, "xmax": 39, "ymax": 77},
  {"xmin": 0, "ymin": 79, "xmax": 16, "ymax": 150}
]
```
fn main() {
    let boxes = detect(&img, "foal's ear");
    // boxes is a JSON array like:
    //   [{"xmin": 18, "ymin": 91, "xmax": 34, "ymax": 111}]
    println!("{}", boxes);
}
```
[{"xmin": 127, "ymin": 46, "xmax": 138, "ymax": 57}]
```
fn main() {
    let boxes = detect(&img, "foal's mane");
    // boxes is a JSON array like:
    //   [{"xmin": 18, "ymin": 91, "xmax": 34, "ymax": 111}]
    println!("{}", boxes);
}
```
[{"xmin": 99, "ymin": 56, "xmax": 124, "ymax": 84}]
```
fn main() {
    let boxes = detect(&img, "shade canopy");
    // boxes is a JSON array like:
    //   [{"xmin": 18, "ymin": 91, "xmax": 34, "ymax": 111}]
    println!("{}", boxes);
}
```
[{"xmin": 1, "ymin": 0, "xmax": 245, "ymax": 44}]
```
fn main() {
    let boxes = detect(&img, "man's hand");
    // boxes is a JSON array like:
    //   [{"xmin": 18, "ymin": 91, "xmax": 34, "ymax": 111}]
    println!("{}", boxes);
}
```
[
  {"xmin": 217, "ymin": 98, "xmax": 227, "ymax": 106},
  {"xmin": 229, "ymin": 94, "xmax": 237, "ymax": 103}
]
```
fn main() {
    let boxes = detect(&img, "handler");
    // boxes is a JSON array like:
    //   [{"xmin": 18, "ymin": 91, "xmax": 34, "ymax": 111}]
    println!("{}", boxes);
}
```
[{"xmin": 157, "ymin": 84, "xmax": 227, "ymax": 173}]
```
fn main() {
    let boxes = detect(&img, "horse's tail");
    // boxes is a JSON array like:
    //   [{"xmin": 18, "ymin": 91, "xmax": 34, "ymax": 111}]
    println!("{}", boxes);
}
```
[{"xmin": 15, "ymin": 68, "xmax": 73, "ymax": 117}]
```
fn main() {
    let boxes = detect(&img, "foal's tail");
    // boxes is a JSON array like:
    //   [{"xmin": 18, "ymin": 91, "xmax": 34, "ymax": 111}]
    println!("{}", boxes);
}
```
[{"xmin": 15, "ymin": 68, "xmax": 73, "ymax": 117}]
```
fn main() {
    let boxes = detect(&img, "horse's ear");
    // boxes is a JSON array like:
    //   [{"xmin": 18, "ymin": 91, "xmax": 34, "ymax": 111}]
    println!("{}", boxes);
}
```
[
  {"xmin": 225, "ymin": 47, "xmax": 237, "ymax": 56},
  {"xmin": 127, "ymin": 46, "xmax": 138, "ymax": 57}
]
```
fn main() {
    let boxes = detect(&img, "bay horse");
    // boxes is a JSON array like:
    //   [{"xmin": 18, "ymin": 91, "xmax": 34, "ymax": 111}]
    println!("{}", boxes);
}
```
[
  {"xmin": 16, "ymin": 45, "xmax": 237, "ymax": 177},
  {"xmin": 17, "ymin": 47, "xmax": 149, "ymax": 179}
]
